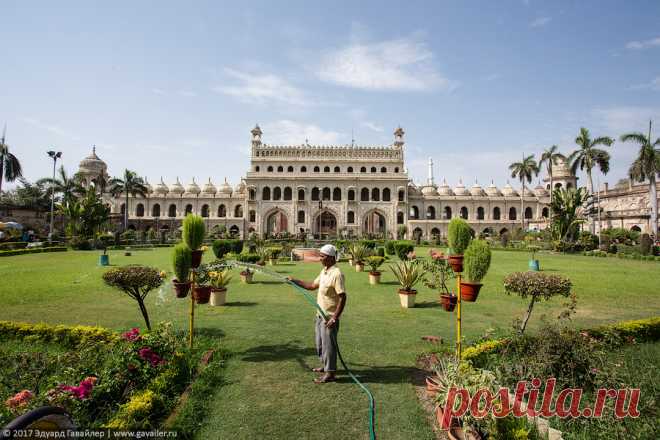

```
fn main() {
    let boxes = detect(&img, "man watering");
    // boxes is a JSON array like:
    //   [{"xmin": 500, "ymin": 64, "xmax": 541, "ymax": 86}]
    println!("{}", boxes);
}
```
[{"xmin": 288, "ymin": 244, "xmax": 347, "ymax": 384}]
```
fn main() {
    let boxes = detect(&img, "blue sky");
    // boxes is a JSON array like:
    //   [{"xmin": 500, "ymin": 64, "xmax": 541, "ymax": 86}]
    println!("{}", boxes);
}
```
[{"xmin": 2, "ymin": 0, "xmax": 660, "ymax": 190}]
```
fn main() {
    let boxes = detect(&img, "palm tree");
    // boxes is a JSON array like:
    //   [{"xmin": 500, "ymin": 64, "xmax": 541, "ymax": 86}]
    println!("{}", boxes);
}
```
[
  {"xmin": 37, "ymin": 165, "xmax": 84, "ymax": 204},
  {"xmin": 550, "ymin": 187, "xmax": 587, "ymax": 243},
  {"xmin": 539, "ymin": 145, "xmax": 565, "ymax": 206},
  {"xmin": 509, "ymin": 154, "xmax": 540, "ymax": 230},
  {"xmin": 108, "ymin": 169, "xmax": 148, "ymax": 230},
  {"xmin": 620, "ymin": 120, "xmax": 660, "ymax": 237},
  {"xmin": 0, "ymin": 128, "xmax": 23, "ymax": 194}
]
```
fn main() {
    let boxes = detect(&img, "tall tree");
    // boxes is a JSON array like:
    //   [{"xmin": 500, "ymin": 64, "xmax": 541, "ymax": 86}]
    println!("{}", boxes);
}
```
[
  {"xmin": 37, "ymin": 165, "xmax": 84, "ymax": 204},
  {"xmin": 620, "ymin": 120, "xmax": 660, "ymax": 237},
  {"xmin": 78, "ymin": 187, "xmax": 110, "ymax": 238},
  {"xmin": 567, "ymin": 127, "xmax": 614, "ymax": 233},
  {"xmin": 509, "ymin": 154, "xmax": 540, "ymax": 230},
  {"xmin": 108, "ymin": 169, "xmax": 148, "ymax": 230},
  {"xmin": 539, "ymin": 145, "xmax": 565, "ymax": 206},
  {"xmin": 0, "ymin": 127, "xmax": 23, "ymax": 194},
  {"xmin": 550, "ymin": 187, "xmax": 587, "ymax": 243}
]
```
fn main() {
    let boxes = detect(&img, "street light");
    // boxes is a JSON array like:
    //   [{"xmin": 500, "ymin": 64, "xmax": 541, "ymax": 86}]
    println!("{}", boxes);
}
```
[
  {"xmin": 47, "ymin": 150, "xmax": 62, "ymax": 242},
  {"xmin": 318, "ymin": 200, "xmax": 323, "ymax": 240}
]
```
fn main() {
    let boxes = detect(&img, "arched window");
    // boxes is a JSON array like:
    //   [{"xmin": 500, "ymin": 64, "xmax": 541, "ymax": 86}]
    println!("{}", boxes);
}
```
[
  {"xmin": 371, "ymin": 188, "xmax": 380, "ymax": 201},
  {"xmin": 410, "ymin": 206, "xmax": 419, "ymax": 219},
  {"xmin": 509, "ymin": 207, "xmax": 517, "ymax": 220},
  {"xmin": 348, "ymin": 189, "xmax": 355, "ymax": 201},
  {"xmin": 477, "ymin": 207, "xmax": 485, "ymax": 220},
  {"xmin": 136, "ymin": 203, "xmax": 145, "ymax": 217},
  {"xmin": 322, "ymin": 187, "xmax": 331, "ymax": 200},
  {"xmin": 267, "ymin": 166, "xmax": 273, "ymax": 172},
  {"xmin": 334, "ymin": 166, "xmax": 340, "ymax": 173},
  {"xmin": 460, "ymin": 207, "xmax": 468, "ymax": 219},
  {"xmin": 301, "ymin": 166, "xmax": 307, "ymax": 172},
  {"xmin": 152, "ymin": 204, "xmax": 160, "ymax": 217},
  {"xmin": 314, "ymin": 166, "xmax": 320, "ymax": 172},
  {"xmin": 370, "ymin": 166, "xmax": 377, "ymax": 173},
  {"xmin": 262, "ymin": 187, "xmax": 271, "ymax": 200},
  {"xmin": 431, "ymin": 228, "xmax": 440, "ymax": 238},
  {"xmin": 542, "ymin": 207, "xmax": 549, "ymax": 218},
  {"xmin": 201, "ymin": 204, "xmax": 209, "ymax": 217},
  {"xmin": 525, "ymin": 207, "xmax": 533, "ymax": 219},
  {"xmin": 323, "ymin": 166, "xmax": 330, "ymax": 173},
  {"xmin": 249, "ymin": 189, "xmax": 256, "ymax": 200},
  {"xmin": 298, "ymin": 188, "xmax": 305, "ymax": 201},
  {"xmin": 361, "ymin": 188, "xmax": 370, "ymax": 201},
  {"xmin": 554, "ymin": 182, "xmax": 562, "ymax": 189},
  {"xmin": 218, "ymin": 204, "xmax": 226, "ymax": 217},
  {"xmin": 168, "ymin": 204, "xmax": 177, "ymax": 217},
  {"xmin": 444, "ymin": 207, "xmax": 452, "ymax": 219},
  {"xmin": 427, "ymin": 206, "xmax": 436, "ymax": 219},
  {"xmin": 381, "ymin": 167, "xmax": 387, "ymax": 173},
  {"xmin": 347, "ymin": 167, "xmax": 353, "ymax": 173},
  {"xmin": 277, "ymin": 166, "xmax": 284, "ymax": 172},
  {"xmin": 273, "ymin": 187, "xmax": 282, "ymax": 201},
  {"xmin": 249, "ymin": 210, "xmax": 256, "ymax": 222},
  {"xmin": 397, "ymin": 211, "xmax": 404, "ymax": 224},
  {"xmin": 185, "ymin": 204, "xmax": 193, "ymax": 215},
  {"xmin": 493, "ymin": 207, "xmax": 501, "ymax": 220},
  {"xmin": 234, "ymin": 205, "xmax": 243, "ymax": 217},
  {"xmin": 287, "ymin": 166, "xmax": 294, "ymax": 172},
  {"xmin": 347, "ymin": 211, "xmax": 355, "ymax": 224},
  {"xmin": 297, "ymin": 210, "xmax": 305, "ymax": 223},
  {"xmin": 312, "ymin": 187, "xmax": 320, "ymax": 201},
  {"xmin": 333, "ymin": 188, "xmax": 341, "ymax": 201},
  {"xmin": 283, "ymin": 187, "xmax": 292, "ymax": 201},
  {"xmin": 398, "ymin": 190, "xmax": 405, "ymax": 201},
  {"xmin": 566, "ymin": 182, "xmax": 573, "ymax": 189},
  {"xmin": 120, "ymin": 203, "xmax": 125, "ymax": 216},
  {"xmin": 394, "ymin": 167, "xmax": 399, "ymax": 173},
  {"xmin": 255, "ymin": 166, "xmax": 260, "ymax": 172},
  {"xmin": 360, "ymin": 166, "xmax": 367, "ymax": 173},
  {"xmin": 382, "ymin": 188, "xmax": 391, "ymax": 201}
]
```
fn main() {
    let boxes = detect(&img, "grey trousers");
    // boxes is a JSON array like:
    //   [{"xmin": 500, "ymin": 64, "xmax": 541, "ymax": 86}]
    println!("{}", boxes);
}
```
[{"xmin": 315, "ymin": 315, "xmax": 339, "ymax": 372}]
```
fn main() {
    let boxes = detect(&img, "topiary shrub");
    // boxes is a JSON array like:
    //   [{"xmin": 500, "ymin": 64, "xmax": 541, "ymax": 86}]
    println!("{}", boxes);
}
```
[
  {"xmin": 172, "ymin": 243, "xmax": 191, "ymax": 283},
  {"xmin": 384, "ymin": 241, "xmax": 396, "ymax": 256},
  {"xmin": 102, "ymin": 266, "xmax": 164, "ymax": 330},
  {"xmin": 640, "ymin": 233, "xmax": 652, "ymax": 256},
  {"xmin": 448, "ymin": 218, "xmax": 472, "ymax": 255},
  {"xmin": 463, "ymin": 240, "xmax": 492, "ymax": 283},
  {"xmin": 237, "ymin": 253, "xmax": 261, "ymax": 264},
  {"xmin": 182, "ymin": 214, "xmax": 205, "ymax": 251},
  {"xmin": 376, "ymin": 247, "xmax": 385, "ymax": 257},
  {"xmin": 393, "ymin": 241, "xmax": 414, "ymax": 261},
  {"xmin": 212, "ymin": 239, "xmax": 242, "ymax": 259}
]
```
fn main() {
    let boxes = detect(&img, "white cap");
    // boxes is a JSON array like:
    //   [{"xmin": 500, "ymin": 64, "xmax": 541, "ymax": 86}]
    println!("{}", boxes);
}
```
[{"xmin": 319, "ymin": 244, "xmax": 337, "ymax": 258}]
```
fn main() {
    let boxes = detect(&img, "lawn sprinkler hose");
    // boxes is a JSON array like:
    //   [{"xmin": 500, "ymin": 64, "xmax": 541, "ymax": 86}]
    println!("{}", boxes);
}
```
[{"xmin": 227, "ymin": 261, "xmax": 377, "ymax": 440}]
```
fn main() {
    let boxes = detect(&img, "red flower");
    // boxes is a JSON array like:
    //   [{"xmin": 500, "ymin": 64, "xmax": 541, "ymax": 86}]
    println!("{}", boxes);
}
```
[
  {"xmin": 60, "ymin": 377, "xmax": 97, "ymax": 400},
  {"xmin": 138, "ymin": 347, "xmax": 166, "ymax": 367},
  {"xmin": 122, "ymin": 328, "xmax": 142, "ymax": 342},
  {"xmin": 5, "ymin": 390, "xmax": 33, "ymax": 409}
]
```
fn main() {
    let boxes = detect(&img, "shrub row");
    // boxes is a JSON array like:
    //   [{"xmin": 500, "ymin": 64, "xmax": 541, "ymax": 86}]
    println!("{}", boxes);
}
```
[
  {"xmin": 0, "ymin": 321, "xmax": 119, "ymax": 347},
  {"xmin": 0, "ymin": 246, "xmax": 68, "ymax": 257},
  {"xmin": 0, "ymin": 241, "xmax": 28, "ymax": 250},
  {"xmin": 107, "ymin": 243, "xmax": 174, "ymax": 250},
  {"xmin": 212, "ymin": 239, "xmax": 243, "ymax": 259}
]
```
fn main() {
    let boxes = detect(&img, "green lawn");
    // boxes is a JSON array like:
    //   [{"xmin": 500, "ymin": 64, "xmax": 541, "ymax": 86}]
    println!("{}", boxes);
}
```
[{"xmin": 1, "ymin": 249, "xmax": 659, "ymax": 439}]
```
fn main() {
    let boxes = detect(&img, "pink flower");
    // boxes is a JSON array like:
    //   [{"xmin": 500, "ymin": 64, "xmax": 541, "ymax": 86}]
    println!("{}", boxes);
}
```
[
  {"xmin": 5, "ymin": 390, "xmax": 33, "ymax": 409},
  {"xmin": 60, "ymin": 377, "xmax": 97, "ymax": 400},
  {"xmin": 122, "ymin": 328, "xmax": 141, "ymax": 342},
  {"xmin": 138, "ymin": 347, "xmax": 166, "ymax": 367},
  {"xmin": 590, "ymin": 368, "xmax": 600, "ymax": 374},
  {"xmin": 407, "ymin": 251, "xmax": 417, "ymax": 260},
  {"xmin": 429, "ymin": 249, "xmax": 445, "ymax": 261}
]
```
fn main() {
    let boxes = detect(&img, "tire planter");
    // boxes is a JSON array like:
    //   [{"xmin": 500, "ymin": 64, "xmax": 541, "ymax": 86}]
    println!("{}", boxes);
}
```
[
  {"xmin": 99, "ymin": 254, "xmax": 109, "ymax": 266},
  {"xmin": 368, "ymin": 272, "xmax": 381, "ymax": 285},
  {"xmin": 460, "ymin": 282, "xmax": 482, "ymax": 302},
  {"xmin": 528, "ymin": 259, "xmax": 540, "ymax": 271},
  {"xmin": 210, "ymin": 288, "xmax": 227, "ymax": 306},
  {"xmin": 191, "ymin": 250, "xmax": 203, "ymax": 268},
  {"xmin": 193, "ymin": 285, "xmax": 212, "ymax": 304},
  {"xmin": 240, "ymin": 272, "xmax": 253, "ymax": 284},
  {"xmin": 172, "ymin": 280, "xmax": 191, "ymax": 298},
  {"xmin": 355, "ymin": 263, "xmax": 364, "ymax": 273},
  {"xmin": 398, "ymin": 289, "xmax": 417, "ymax": 308},
  {"xmin": 448, "ymin": 255, "xmax": 464, "ymax": 273},
  {"xmin": 440, "ymin": 294, "xmax": 457, "ymax": 312}
]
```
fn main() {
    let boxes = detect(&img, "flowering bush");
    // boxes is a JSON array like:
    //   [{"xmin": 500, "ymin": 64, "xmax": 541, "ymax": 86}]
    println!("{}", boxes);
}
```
[
  {"xmin": 5, "ymin": 390, "xmax": 33, "ymax": 411},
  {"xmin": 102, "ymin": 266, "xmax": 164, "ymax": 330}
]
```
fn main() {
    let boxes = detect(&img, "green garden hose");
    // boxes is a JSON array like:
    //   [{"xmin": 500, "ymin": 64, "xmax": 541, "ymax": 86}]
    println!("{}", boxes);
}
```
[{"xmin": 227, "ymin": 261, "xmax": 377, "ymax": 440}]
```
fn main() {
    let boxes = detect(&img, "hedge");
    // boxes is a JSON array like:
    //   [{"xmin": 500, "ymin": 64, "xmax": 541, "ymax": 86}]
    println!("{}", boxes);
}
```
[
  {"xmin": 0, "ymin": 246, "xmax": 68, "ymax": 257},
  {"xmin": 212, "ymin": 239, "xmax": 243, "ymax": 258},
  {"xmin": 0, "ymin": 241, "xmax": 28, "ymax": 250},
  {"xmin": 0, "ymin": 321, "xmax": 119, "ymax": 347}
]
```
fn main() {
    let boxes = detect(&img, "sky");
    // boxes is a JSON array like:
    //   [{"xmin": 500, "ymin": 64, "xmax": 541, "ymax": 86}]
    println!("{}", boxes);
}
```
[{"xmin": 2, "ymin": 0, "xmax": 660, "ymax": 191}]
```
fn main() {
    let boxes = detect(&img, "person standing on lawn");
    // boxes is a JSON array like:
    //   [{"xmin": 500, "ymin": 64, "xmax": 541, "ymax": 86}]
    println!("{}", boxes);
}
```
[{"xmin": 288, "ymin": 244, "xmax": 347, "ymax": 384}]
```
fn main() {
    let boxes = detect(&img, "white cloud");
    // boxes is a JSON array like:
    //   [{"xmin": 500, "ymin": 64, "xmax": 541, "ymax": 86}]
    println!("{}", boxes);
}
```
[
  {"xmin": 625, "ymin": 37, "xmax": 660, "ymax": 50},
  {"xmin": 530, "ymin": 17, "xmax": 551, "ymax": 28},
  {"xmin": 627, "ymin": 76, "xmax": 660, "ymax": 91},
  {"xmin": 316, "ymin": 36, "xmax": 457, "ymax": 92},
  {"xmin": 261, "ymin": 120, "xmax": 342, "ymax": 145},
  {"xmin": 213, "ymin": 68, "xmax": 308, "ymax": 106},
  {"xmin": 591, "ymin": 106, "xmax": 660, "ymax": 133},
  {"xmin": 361, "ymin": 121, "xmax": 384, "ymax": 132},
  {"xmin": 22, "ymin": 117, "xmax": 80, "ymax": 140}
]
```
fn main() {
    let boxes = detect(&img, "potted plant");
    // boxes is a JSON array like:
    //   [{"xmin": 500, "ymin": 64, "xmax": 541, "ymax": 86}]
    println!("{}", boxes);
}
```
[
  {"xmin": 366, "ymin": 256, "xmax": 385, "ymax": 285},
  {"xmin": 528, "ymin": 245, "xmax": 540, "ymax": 271},
  {"xmin": 209, "ymin": 268, "xmax": 232, "ymax": 306},
  {"xmin": 460, "ymin": 240, "xmax": 491, "ymax": 302},
  {"xmin": 240, "ymin": 267, "xmax": 254, "ymax": 284},
  {"xmin": 267, "ymin": 246, "xmax": 282, "ymax": 265},
  {"xmin": 182, "ymin": 214, "xmax": 206, "ymax": 268},
  {"xmin": 171, "ymin": 243, "xmax": 192, "ymax": 298},
  {"xmin": 348, "ymin": 243, "xmax": 369, "ymax": 272},
  {"xmin": 447, "ymin": 218, "xmax": 472, "ymax": 272},
  {"xmin": 192, "ymin": 264, "xmax": 212, "ymax": 304},
  {"xmin": 390, "ymin": 260, "xmax": 424, "ymax": 308},
  {"xmin": 424, "ymin": 250, "xmax": 456, "ymax": 311}
]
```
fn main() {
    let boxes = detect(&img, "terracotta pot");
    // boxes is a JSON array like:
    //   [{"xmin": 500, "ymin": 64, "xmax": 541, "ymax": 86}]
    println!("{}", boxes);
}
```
[
  {"xmin": 460, "ymin": 282, "xmax": 482, "ymax": 302},
  {"xmin": 440, "ymin": 294, "xmax": 457, "ymax": 312},
  {"xmin": 448, "ymin": 255, "xmax": 464, "ymax": 273},
  {"xmin": 172, "ymin": 280, "xmax": 191, "ymax": 298},
  {"xmin": 368, "ymin": 272, "xmax": 381, "ymax": 285},
  {"xmin": 193, "ymin": 285, "xmax": 212, "ymax": 304},
  {"xmin": 435, "ymin": 405, "xmax": 461, "ymax": 431},
  {"xmin": 398, "ymin": 289, "xmax": 417, "ymax": 308},
  {"xmin": 348, "ymin": 259, "xmax": 354, "ymax": 266},
  {"xmin": 210, "ymin": 287, "xmax": 227, "ymax": 306},
  {"xmin": 426, "ymin": 377, "xmax": 440, "ymax": 398},
  {"xmin": 191, "ymin": 250, "xmax": 203, "ymax": 268},
  {"xmin": 240, "ymin": 272, "xmax": 253, "ymax": 284},
  {"xmin": 355, "ymin": 263, "xmax": 364, "ymax": 272}
]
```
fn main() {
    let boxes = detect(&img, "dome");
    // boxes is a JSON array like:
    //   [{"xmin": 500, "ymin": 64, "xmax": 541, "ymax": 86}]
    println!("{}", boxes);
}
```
[
  {"xmin": 218, "ymin": 179, "xmax": 233, "ymax": 195},
  {"xmin": 485, "ymin": 180, "xmax": 502, "ymax": 196},
  {"xmin": 154, "ymin": 177, "xmax": 169, "ymax": 195},
  {"xmin": 234, "ymin": 180, "xmax": 246, "ymax": 194},
  {"xmin": 453, "ymin": 179, "xmax": 469, "ymax": 196},
  {"xmin": 202, "ymin": 178, "xmax": 217, "ymax": 195},
  {"xmin": 437, "ymin": 179, "xmax": 453, "ymax": 196},
  {"xmin": 170, "ymin": 178, "xmax": 184, "ymax": 195},
  {"xmin": 144, "ymin": 178, "xmax": 153, "ymax": 194},
  {"xmin": 470, "ymin": 180, "xmax": 485, "ymax": 196},
  {"xmin": 407, "ymin": 182, "xmax": 420, "ymax": 195},
  {"xmin": 502, "ymin": 181, "xmax": 519, "ymax": 197},
  {"xmin": 78, "ymin": 146, "xmax": 107, "ymax": 174},
  {"xmin": 534, "ymin": 183, "xmax": 548, "ymax": 196},
  {"xmin": 421, "ymin": 185, "xmax": 438, "ymax": 196},
  {"xmin": 185, "ymin": 178, "xmax": 201, "ymax": 195}
]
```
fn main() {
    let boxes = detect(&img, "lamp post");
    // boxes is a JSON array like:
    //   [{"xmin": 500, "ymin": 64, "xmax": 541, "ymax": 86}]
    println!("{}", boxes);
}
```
[
  {"xmin": 318, "ymin": 200, "xmax": 323, "ymax": 240},
  {"xmin": 47, "ymin": 150, "xmax": 62, "ymax": 242}
]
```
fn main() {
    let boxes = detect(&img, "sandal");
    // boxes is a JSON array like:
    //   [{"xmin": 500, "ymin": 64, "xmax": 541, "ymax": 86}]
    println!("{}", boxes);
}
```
[
  {"xmin": 313, "ymin": 374, "xmax": 336, "ymax": 384},
  {"xmin": 311, "ymin": 367, "xmax": 324, "ymax": 373}
]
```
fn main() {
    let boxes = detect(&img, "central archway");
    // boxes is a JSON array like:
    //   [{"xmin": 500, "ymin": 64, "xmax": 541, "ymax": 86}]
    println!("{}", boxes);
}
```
[
  {"xmin": 314, "ymin": 210, "xmax": 337, "ymax": 238},
  {"xmin": 363, "ymin": 210, "xmax": 386, "ymax": 238},
  {"xmin": 265, "ymin": 210, "xmax": 288, "ymax": 236}
]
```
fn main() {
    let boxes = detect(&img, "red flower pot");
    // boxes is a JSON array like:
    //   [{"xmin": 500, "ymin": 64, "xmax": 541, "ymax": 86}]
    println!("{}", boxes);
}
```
[
  {"xmin": 172, "ymin": 280, "xmax": 191, "ymax": 298},
  {"xmin": 448, "ymin": 255, "xmax": 464, "ymax": 273},
  {"xmin": 460, "ymin": 282, "xmax": 482, "ymax": 302},
  {"xmin": 191, "ymin": 250, "xmax": 203, "ymax": 268},
  {"xmin": 440, "ymin": 294, "xmax": 457, "ymax": 312},
  {"xmin": 193, "ymin": 285, "xmax": 212, "ymax": 304}
]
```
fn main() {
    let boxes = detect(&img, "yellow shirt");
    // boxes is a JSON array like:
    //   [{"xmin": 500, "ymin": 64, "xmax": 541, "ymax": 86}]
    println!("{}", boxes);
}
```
[{"xmin": 314, "ymin": 265, "xmax": 346, "ymax": 316}]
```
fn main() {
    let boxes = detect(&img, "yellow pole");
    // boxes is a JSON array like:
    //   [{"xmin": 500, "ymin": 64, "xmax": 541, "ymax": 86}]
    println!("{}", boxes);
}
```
[
  {"xmin": 189, "ymin": 269, "xmax": 195, "ymax": 348},
  {"xmin": 456, "ymin": 271, "xmax": 462, "ymax": 358}
]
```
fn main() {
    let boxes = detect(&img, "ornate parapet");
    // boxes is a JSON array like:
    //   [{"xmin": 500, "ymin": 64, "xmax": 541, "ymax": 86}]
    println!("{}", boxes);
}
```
[{"xmin": 253, "ymin": 144, "xmax": 403, "ymax": 161}]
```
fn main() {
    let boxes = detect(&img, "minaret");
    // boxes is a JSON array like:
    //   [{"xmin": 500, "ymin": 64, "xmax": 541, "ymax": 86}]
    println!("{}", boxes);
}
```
[
  {"xmin": 393, "ymin": 126, "xmax": 405, "ymax": 149},
  {"xmin": 427, "ymin": 157, "xmax": 434, "ymax": 186},
  {"xmin": 251, "ymin": 124, "xmax": 262, "ymax": 157}
]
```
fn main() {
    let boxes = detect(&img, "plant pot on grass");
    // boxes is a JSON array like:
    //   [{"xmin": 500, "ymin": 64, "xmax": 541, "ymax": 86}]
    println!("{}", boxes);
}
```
[
  {"xmin": 193, "ymin": 285, "xmax": 211, "ymax": 304},
  {"xmin": 528, "ymin": 245, "xmax": 540, "ymax": 271},
  {"xmin": 366, "ymin": 256, "xmax": 385, "ymax": 285},
  {"xmin": 390, "ymin": 260, "xmax": 424, "ymax": 308},
  {"xmin": 99, "ymin": 254, "xmax": 109, "ymax": 266},
  {"xmin": 172, "ymin": 280, "xmax": 191, "ymax": 298},
  {"xmin": 172, "ymin": 243, "xmax": 192, "ymax": 298},
  {"xmin": 347, "ymin": 243, "xmax": 369, "ymax": 272},
  {"xmin": 355, "ymin": 262, "xmax": 364, "ymax": 272},
  {"xmin": 447, "ymin": 218, "xmax": 473, "ymax": 273},
  {"xmin": 459, "ymin": 240, "xmax": 491, "ymax": 303},
  {"xmin": 210, "ymin": 288, "xmax": 227, "ymax": 306},
  {"xmin": 440, "ymin": 294, "xmax": 457, "ymax": 311},
  {"xmin": 208, "ymin": 269, "xmax": 232, "ymax": 306},
  {"xmin": 240, "ymin": 270, "xmax": 253, "ymax": 284},
  {"xmin": 398, "ymin": 289, "xmax": 417, "ymax": 307}
]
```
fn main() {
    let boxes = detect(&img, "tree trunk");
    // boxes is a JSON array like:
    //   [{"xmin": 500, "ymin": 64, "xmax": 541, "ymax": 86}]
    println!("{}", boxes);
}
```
[
  {"xmin": 520, "ymin": 296, "xmax": 536, "ymax": 334},
  {"xmin": 650, "ymin": 175, "xmax": 658, "ymax": 237},
  {"xmin": 0, "ymin": 154, "xmax": 4, "ymax": 194},
  {"xmin": 520, "ymin": 183, "xmax": 525, "ymax": 231},
  {"xmin": 125, "ymin": 190, "xmax": 129, "ymax": 231},
  {"xmin": 586, "ymin": 169, "xmax": 595, "ymax": 234},
  {"xmin": 136, "ymin": 298, "xmax": 151, "ymax": 330},
  {"xmin": 549, "ymin": 171, "xmax": 553, "ymax": 211}
]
